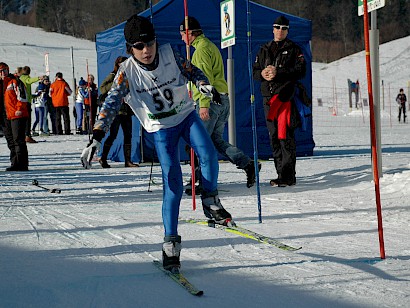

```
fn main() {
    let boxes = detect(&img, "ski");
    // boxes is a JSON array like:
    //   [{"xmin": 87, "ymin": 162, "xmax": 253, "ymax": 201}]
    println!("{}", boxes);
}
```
[
  {"xmin": 186, "ymin": 219, "xmax": 301, "ymax": 252},
  {"xmin": 32, "ymin": 179, "xmax": 61, "ymax": 193},
  {"xmin": 153, "ymin": 260, "xmax": 204, "ymax": 296}
]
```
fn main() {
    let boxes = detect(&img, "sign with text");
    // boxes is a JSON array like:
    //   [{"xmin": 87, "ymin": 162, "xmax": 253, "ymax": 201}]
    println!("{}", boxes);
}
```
[
  {"xmin": 220, "ymin": 0, "xmax": 235, "ymax": 49},
  {"xmin": 358, "ymin": 0, "xmax": 385, "ymax": 16}
]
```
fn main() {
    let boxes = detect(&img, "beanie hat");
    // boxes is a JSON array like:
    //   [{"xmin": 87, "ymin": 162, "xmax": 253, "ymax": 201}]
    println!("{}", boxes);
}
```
[
  {"xmin": 38, "ymin": 83, "xmax": 45, "ymax": 91},
  {"xmin": 79, "ymin": 78, "xmax": 87, "ymax": 86},
  {"xmin": 179, "ymin": 16, "xmax": 201, "ymax": 32},
  {"xmin": 273, "ymin": 15, "xmax": 289, "ymax": 26},
  {"xmin": 124, "ymin": 15, "xmax": 155, "ymax": 44}
]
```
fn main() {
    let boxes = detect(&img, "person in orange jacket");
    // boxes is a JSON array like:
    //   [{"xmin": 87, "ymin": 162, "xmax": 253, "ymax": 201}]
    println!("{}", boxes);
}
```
[
  {"xmin": 50, "ymin": 72, "xmax": 72, "ymax": 135},
  {"xmin": 0, "ymin": 62, "xmax": 30, "ymax": 171}
]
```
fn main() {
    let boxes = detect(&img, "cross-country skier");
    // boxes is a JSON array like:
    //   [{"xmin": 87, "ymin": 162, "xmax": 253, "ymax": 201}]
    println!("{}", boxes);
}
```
[{"xmin": 80, "ymin": 15, "xmax": 234, "ymax": 272}]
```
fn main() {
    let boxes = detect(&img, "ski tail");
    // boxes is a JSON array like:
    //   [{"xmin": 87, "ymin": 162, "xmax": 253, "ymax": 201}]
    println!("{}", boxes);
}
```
[{"xmin": 153, "ymin": 261, "xmax": 204, "ymax": 296}]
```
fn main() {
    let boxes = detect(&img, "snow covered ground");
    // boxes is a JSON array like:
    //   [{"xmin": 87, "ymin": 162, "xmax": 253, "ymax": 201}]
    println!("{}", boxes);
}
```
[{"xmin": 1, "ymin": 21, "xmax": 409, "ymax": 307}]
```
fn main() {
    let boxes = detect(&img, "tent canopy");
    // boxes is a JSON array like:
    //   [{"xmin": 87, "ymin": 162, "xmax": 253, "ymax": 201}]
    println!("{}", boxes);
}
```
[{"xmin": 95, "ymin": 0, "xmax": 314, "ymax": 163}]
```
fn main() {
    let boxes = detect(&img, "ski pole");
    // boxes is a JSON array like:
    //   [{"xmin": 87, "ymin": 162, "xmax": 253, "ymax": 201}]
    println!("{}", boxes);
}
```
[
  {"xmin": 32, "ymin": 179, "xmax": 61, "ymax": 194},
  {"xmin": 183, "ymin": 0, "xmax": 196, "ymax": 211},
  {"xmin": 246, "ymin": 0, "xmax": 262, "ymax": 223}
]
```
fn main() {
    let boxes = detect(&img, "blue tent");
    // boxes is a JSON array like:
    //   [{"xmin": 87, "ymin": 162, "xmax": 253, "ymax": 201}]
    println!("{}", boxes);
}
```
[{"xmin": 95, "ymin": 0, "xmax": 314, "ymax": 163}]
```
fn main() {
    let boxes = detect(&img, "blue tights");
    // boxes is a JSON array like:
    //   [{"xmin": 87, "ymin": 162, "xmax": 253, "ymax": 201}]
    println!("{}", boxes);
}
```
[{"xmin": 151, "ymin": 111, "xmax": 218, "ymax": 237}]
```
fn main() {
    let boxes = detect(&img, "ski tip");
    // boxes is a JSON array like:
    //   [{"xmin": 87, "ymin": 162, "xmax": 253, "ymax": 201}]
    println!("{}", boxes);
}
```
[{"xmin": 195, "ymin": 290, "xmax": 204, "ymax": 296}]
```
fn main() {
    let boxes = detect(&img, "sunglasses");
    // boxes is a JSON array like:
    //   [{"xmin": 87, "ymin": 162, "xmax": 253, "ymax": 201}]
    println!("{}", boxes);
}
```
[
  {"xmin": 128, "ymin": 39, "xmax": 156, "ymax": 50},
  {"xmin": 273, "ymin": 24, "xmax": 289, "ymax": 30}
]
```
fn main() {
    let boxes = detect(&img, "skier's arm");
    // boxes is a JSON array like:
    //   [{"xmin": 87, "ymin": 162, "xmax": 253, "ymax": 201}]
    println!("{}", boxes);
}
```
[{"xmin": 93, "ymin": 69, "xmax": 129, "ymax": 135}]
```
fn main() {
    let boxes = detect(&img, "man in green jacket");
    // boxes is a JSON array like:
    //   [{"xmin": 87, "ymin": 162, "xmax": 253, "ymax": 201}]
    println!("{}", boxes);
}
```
[
  {"xmin": 180, "ymin": 17, "xmax": 260, "ymax": 190},
  {"xmin": 19, "ymin": 66, "xmax": 43, "ymax": 142}
]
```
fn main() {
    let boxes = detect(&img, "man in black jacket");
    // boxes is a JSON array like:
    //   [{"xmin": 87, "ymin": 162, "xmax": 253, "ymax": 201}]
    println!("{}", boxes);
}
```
[{"xmin": 253, "ymin": 15, "xmax": 306, "ymax": 187}]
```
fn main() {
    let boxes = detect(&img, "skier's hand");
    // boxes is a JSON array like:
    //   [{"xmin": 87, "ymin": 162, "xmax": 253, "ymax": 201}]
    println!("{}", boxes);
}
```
[
  {"xmin": 198, "ymin": 84, "xmax": 221, "ymax": 105},
  {"xmin": 81, "ymin": 139, "xmax": 101, "ymax": 169}
]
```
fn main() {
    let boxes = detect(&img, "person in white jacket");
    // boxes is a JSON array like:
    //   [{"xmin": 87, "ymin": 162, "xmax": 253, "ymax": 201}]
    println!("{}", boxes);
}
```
[
  {"xmin": 31, "ymin": 83, "xmax": 47, "ymax": 135},
  {"xmin": 74, "ymin": 77, "xmax": 89, "ymax": 134}
]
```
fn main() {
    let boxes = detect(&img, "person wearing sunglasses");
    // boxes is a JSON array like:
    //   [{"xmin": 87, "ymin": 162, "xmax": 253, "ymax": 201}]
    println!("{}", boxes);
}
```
[
  {"xmin": 80, "ymin": 15, "xmax": 234, "ymax": 272},
  {"xmin": 0, "ymin": 62, "xmax": 30, "ymax": 171},
  {"xmin": 253, "ymin": 15, "xmax": 306, "ymax": 187}
]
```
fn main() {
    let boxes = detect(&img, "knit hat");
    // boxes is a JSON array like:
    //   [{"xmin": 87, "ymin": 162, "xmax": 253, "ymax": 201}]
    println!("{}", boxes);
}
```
[
  {"xmin": 79, "ymin": 78, "xmax": 87, "ymax": 86},
  {"xmin": 179, "ymin": 16, "xmax": 201, "ymax": 32},
  {"xmin": 124, "ymin": 15, "xmax": 155, "ymax": 44},
  {"xmin": 273, "ymin": 15, "xmax": 289, "ymax": 26}
]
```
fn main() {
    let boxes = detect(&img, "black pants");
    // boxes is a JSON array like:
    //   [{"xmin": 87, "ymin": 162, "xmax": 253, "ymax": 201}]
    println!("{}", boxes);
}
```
[
  {"xmin": 263, "ymin": 97, "xmax": 296, "ymax": 183},
  {"xmin": 3, "ymin": 117, "xmax": 29, "ymax": 170},
  {"xmin": 25, "ymin": 103, "xmax": 32, "ymax": 137},
  {"xmin": 104, "ymin": 114, "xmax": 133, "ymax": 147},
  {"xmin": 399, "ymin": 104, "xmax": 406, "ymax": 122},
  {"xmin": 55, "ymin": 106, "xmax": 71, "ymax": 135}
]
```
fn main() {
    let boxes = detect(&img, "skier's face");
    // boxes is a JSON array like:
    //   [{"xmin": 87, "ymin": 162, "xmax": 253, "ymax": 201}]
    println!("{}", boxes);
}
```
[{"xmin": 131, "ymin": 39, "xmax": 157, "ymax": 65}]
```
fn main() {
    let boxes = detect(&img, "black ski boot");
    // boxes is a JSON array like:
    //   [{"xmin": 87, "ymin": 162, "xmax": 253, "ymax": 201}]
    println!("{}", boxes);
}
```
[
  {"xmin": 244, "ymin": 160, "xmax": 262, "ymax": 188},
  {"xmin": 201, "ymin": 193, "xmax": 233, "ymax": 226},
  {"xmin": 162, "ymin": 235, "xmax": 181, "ymax": 273}
]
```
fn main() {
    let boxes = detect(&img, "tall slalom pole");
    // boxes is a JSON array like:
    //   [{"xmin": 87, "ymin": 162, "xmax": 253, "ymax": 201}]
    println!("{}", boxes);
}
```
[
  {"xmin": 183, "ymin": 0, "xmax": 196, "ymax": 211},
  {"xmin": 246, "ymin": 0, "xmax": 262, "ymax": 223},
  {"xmin": 362, "ymin": 0, "xmax": 385, "ymax": 259}
]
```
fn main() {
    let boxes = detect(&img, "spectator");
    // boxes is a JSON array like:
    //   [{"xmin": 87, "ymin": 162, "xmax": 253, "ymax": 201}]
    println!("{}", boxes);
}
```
[
  {"xmin": 50, "ymin": 72, "xmax": 72, "ymax": 135},
  {"xmin": 81, "ymin": 15, "xmax": 233, "ymax": 272},
  {"xmin": 83, "ymin": 74, "xmax": 98, "ymax": 133},
  {"xmin": 0, "ymin": 62, "xmax": 30, "ymax": 171},
  {"xmin": 19, "ymin": 66, "xmax": 42, "ymax": 143},
  {"xmin": 75, "ymin": 77, "xmax": 88, "ymax": 134},
  {"xmin": 41, "ymin": 75, "xmax": 55, "ymax": 135},
  {"xmin": 180, "ymin": 16, "xmax": 260, "ymax": 192},
  {"xmin": 31, "ymin": 83, "xmax": 47, "ymax": 135},
  {"xmin": 396, "ymin": 88, "xmax": 407, "ymax": 123},
  {"xmin": 98, "ymin": 56, "xmax": 139, "ymax": 168},
  {"xmin": 252, "ymin": 15, "xmax": 306, "ymax": 187}
]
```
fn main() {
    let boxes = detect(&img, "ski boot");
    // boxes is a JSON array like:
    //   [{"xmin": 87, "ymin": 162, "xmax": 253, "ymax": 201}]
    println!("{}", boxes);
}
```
[
  {"xmin": 201, "ymin": 193, "xmax": 234, "ymax": 226},
  {"xmin": 162, "ymin": 235, "xmax": 181, "ymax": 273}
]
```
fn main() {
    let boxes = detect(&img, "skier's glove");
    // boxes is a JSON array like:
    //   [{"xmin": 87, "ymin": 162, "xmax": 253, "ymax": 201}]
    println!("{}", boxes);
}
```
[
  {"xmin": 198, "ymin": 84, "xmax": 221, "ymax": 105},
  {"xmin": 80, "ymin": 130, "xmax": 104, "ymax": 169},
  {"xmin": 81, "ymin": 139, "xmax": 101, "ymax": 169}
]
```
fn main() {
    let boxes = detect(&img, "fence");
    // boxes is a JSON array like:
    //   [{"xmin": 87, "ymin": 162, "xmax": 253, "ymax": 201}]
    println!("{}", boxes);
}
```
[{"xmin": 313, "ymin": 81, "xmax": 409, "ymax": 128}]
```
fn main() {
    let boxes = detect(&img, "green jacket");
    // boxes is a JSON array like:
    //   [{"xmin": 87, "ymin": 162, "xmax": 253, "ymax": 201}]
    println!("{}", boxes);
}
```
[
  {"xmin": 191, "ymin": 34, "xmax": 228, "ymax": 108},
  {"xmin": 19, "ymin": 74, "xmax": 40, "ymax": 103}
]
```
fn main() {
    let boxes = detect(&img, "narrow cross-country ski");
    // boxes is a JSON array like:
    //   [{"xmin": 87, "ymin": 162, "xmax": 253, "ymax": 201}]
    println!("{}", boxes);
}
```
[
  {"xmin": 185, "ymin": 219, "xmax": 302, "ymax": 252},
  {"xmin": 153, "ymin": 261, "xmax": 204, "ymax": 296}
]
